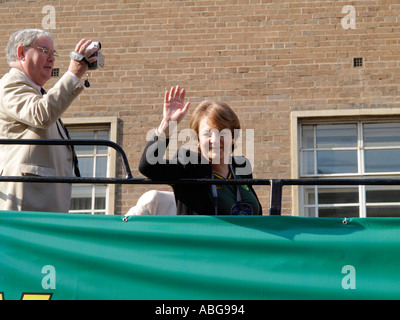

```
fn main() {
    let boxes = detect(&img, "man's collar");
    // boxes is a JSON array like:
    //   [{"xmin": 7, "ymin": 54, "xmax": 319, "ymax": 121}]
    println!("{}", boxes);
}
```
[{"xmin": 11, "ymin": 67, "xmax": 42, "ymax": 94}]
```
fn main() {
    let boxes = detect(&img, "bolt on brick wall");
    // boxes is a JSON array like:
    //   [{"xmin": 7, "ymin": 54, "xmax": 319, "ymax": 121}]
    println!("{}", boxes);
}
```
[{"xmin": 0, "ymin": 0, "xmax": 399, "ymax": 215}]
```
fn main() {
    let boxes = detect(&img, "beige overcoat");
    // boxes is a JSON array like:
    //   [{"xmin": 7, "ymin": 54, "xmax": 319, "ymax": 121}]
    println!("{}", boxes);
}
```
[{"xmin": 0, "ymin": 68, "xmax": 84, "ymax": 212}]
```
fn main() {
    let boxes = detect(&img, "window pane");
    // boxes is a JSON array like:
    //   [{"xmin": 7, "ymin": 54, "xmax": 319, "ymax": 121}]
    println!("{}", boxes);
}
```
[
  {"xmin": 366, "ymin": 187, "xmax": 400, "ymax": 203},
  {"xmin": 69, "ymin": 131, "xmax": 95, "ymax": 155},
  {"xmin": 98, "ymin": 131, "xmax": 109, "ymax": 138},
  {"xmin": 301, "ymin": 125, "xmax": 314, "ymax": 149},
  {"xmin": 96, "ymin": 131, "xmax": 110, "ymax": 154},
  {"xmin": 95, "ymin": 185, "xmax": 107, "ymax": 210},
  {"xmin": 367, "ymin": 206, "xmax": 400, "ymax": 217},
  {"xmin": 363, "ymin": 123, "xmax": 400, "ymax": 147},
  {"xmin": 317, "ymin": 150, "xmax": 357, "ymax": 174},
  {"xmin": 70, "ymin": 131, "xmax": 94, "ymax": 139},
  {"xmin": 95, "ymin": 157, "xmax": 107, "ymax": 177},
  {"xmin": 70, "ymin": 198, "xmax": 92, "ymax": 210},
  {"xmin": 70, "ymin": 186, "xmax": 92, "ymax": 210},
  {"xmin": 78, "ymin": 157, "xmax": 94, "ymax": 177},
  {"xmin": 316, "ymin": 124, "xmax": 357, "ymax": 148},
  {"xmin": 304, "ymin": 207, "xmax": 316, "ymax": 217},
  {"xmin": 318, "ymin": 187, "xmax": 359, "ymax": 204},
  {"xmin": 303, "ymin": 187, "xmax": 315, "ymax": 205},
  {"xmin": 301, "ymin": 151, "xmax": 314, "ymax": 175},
  {"xmin": 318, "ymin": 207, "xmax": 359, "ymax": 218},
  {"xmin": 365, "ymin": 149, "xmax": 400, "ymax": 173},
  {"xmin": 71, "ymin": 185, "xmax": 92, "ymax": 196}
]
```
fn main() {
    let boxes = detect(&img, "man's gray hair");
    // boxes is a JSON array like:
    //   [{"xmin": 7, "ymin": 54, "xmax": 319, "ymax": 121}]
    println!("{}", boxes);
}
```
[{"xmin": 6, "ymin": 29, "xmax": 53, "ymax": 67}]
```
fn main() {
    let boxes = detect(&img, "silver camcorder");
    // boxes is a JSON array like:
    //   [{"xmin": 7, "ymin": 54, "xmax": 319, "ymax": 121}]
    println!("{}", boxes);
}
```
[{"xmin": 85, "ymin": 42, "xmax": 105, "ymax": 70}]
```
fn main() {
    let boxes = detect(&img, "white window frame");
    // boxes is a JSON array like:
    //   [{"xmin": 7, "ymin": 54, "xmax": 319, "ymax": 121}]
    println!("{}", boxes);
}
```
[
  {"xmin": 63, "ymin": 117, "xmax": 118, "ymax": 215},
  {"xmin": 291, "ymin": 109, "xmax": 400, "ymax": 217}
]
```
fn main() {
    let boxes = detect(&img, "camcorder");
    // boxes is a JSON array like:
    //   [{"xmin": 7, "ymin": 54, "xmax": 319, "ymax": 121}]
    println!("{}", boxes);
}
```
[{"xmin": 85, "ymin": 42, "xmax": 105, "ymax": 70}]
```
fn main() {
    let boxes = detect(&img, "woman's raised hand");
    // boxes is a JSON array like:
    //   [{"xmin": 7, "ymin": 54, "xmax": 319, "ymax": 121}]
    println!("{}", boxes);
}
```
[{"xmin": 158, "ymin": 85, "xmax": 190, "ymax": 136}]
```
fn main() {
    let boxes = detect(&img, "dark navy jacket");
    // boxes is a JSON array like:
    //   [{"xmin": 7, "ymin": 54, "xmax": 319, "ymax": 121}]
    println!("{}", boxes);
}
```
[{"xmin": 139, "ymin": 134, "xmax": 262, "ymax": 215}]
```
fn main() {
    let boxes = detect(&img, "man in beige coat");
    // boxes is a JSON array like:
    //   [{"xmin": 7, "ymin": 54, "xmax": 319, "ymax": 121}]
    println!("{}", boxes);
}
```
[{"xmin": 0, "ymin": 29, "xmax": 98, "ymax": 213}]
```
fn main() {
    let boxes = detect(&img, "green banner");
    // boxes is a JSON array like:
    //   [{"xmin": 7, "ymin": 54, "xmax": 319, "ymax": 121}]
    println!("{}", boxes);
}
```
[{"xmin": 1, "ymin": 211, "xmax": 400, "ymax": 300}]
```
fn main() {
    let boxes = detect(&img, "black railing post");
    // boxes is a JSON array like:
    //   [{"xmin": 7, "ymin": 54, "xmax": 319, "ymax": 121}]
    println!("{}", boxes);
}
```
[{"xmin": 269, "ymin": 179, "xmax": 282, "ymax": 215}]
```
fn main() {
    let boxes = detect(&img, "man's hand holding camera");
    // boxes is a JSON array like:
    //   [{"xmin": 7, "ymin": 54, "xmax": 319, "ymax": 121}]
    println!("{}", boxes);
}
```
[{"xmin": 68, "ymin": 39, "xmax": 100, "ymax": 79}]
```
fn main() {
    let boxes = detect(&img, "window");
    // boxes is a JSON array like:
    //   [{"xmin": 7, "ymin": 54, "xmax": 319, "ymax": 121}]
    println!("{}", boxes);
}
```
[
  {"xmin": 69, "ymin": 129, "xmax": 109, "ymax": 215},
  {"xmin": 64, "ymin": 117, "xmax": 118, "ymax": 215},
  {"xmin": 298, "ymin": 120, "xmax": 400, "ymax": 218}
]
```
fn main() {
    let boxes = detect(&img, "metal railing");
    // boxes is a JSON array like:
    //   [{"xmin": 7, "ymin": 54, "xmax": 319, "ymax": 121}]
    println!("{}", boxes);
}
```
[
  {"xmin": 0, "ymin": 139, "xmax": 133, "ymax": 179},
  {"xmin": 2, "ymin": 139, "xmax": 400, "ymax": 215},
  {"xmin": 268, "ymin": 178, "xmax": 400, "ymax": 215}
]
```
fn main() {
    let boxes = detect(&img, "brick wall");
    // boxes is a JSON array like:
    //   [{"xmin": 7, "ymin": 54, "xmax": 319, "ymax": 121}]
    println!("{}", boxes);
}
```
[{"xmin": 0, "ymin": 0, "xmax": 399, "ymax": 215}]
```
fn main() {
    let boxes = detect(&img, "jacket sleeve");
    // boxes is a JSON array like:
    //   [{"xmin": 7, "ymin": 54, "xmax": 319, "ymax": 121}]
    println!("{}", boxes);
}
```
[
  {"xmin": 139, "ymin": 133, "xmax": 186, "ymax": 180},
  {"xmin": 0, "ymin": 72, "xmax": 84, "ymax": 129}
]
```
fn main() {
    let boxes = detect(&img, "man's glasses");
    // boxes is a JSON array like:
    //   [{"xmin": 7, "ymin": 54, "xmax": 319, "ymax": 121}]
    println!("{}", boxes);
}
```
[{"xmin": 27, "ymin": 46, "xmax": 58, "ymax": 58}]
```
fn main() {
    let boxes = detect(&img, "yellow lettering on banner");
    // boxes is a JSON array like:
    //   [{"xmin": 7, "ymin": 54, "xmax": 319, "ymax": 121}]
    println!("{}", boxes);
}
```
[
  {"xmin": 21, "ymin": 293, "xmax": 53, "ymax": 300},
  {"xmin": 0, "ymin": 292, "xmax": 52, "ymax": 300}
]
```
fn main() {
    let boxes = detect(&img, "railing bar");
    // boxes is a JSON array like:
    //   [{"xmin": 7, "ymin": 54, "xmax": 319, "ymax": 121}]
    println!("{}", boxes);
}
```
[
  {"xmin": 0, "ymin": 139, "xmax": 133, "ymax": 179},
  {"xmin": 3, "ymin": 140, "xmax": 400, "ymax": 216},
  {"xmin": 1, "ymin": 176, "xmax": 400, "ymax": 186}
]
